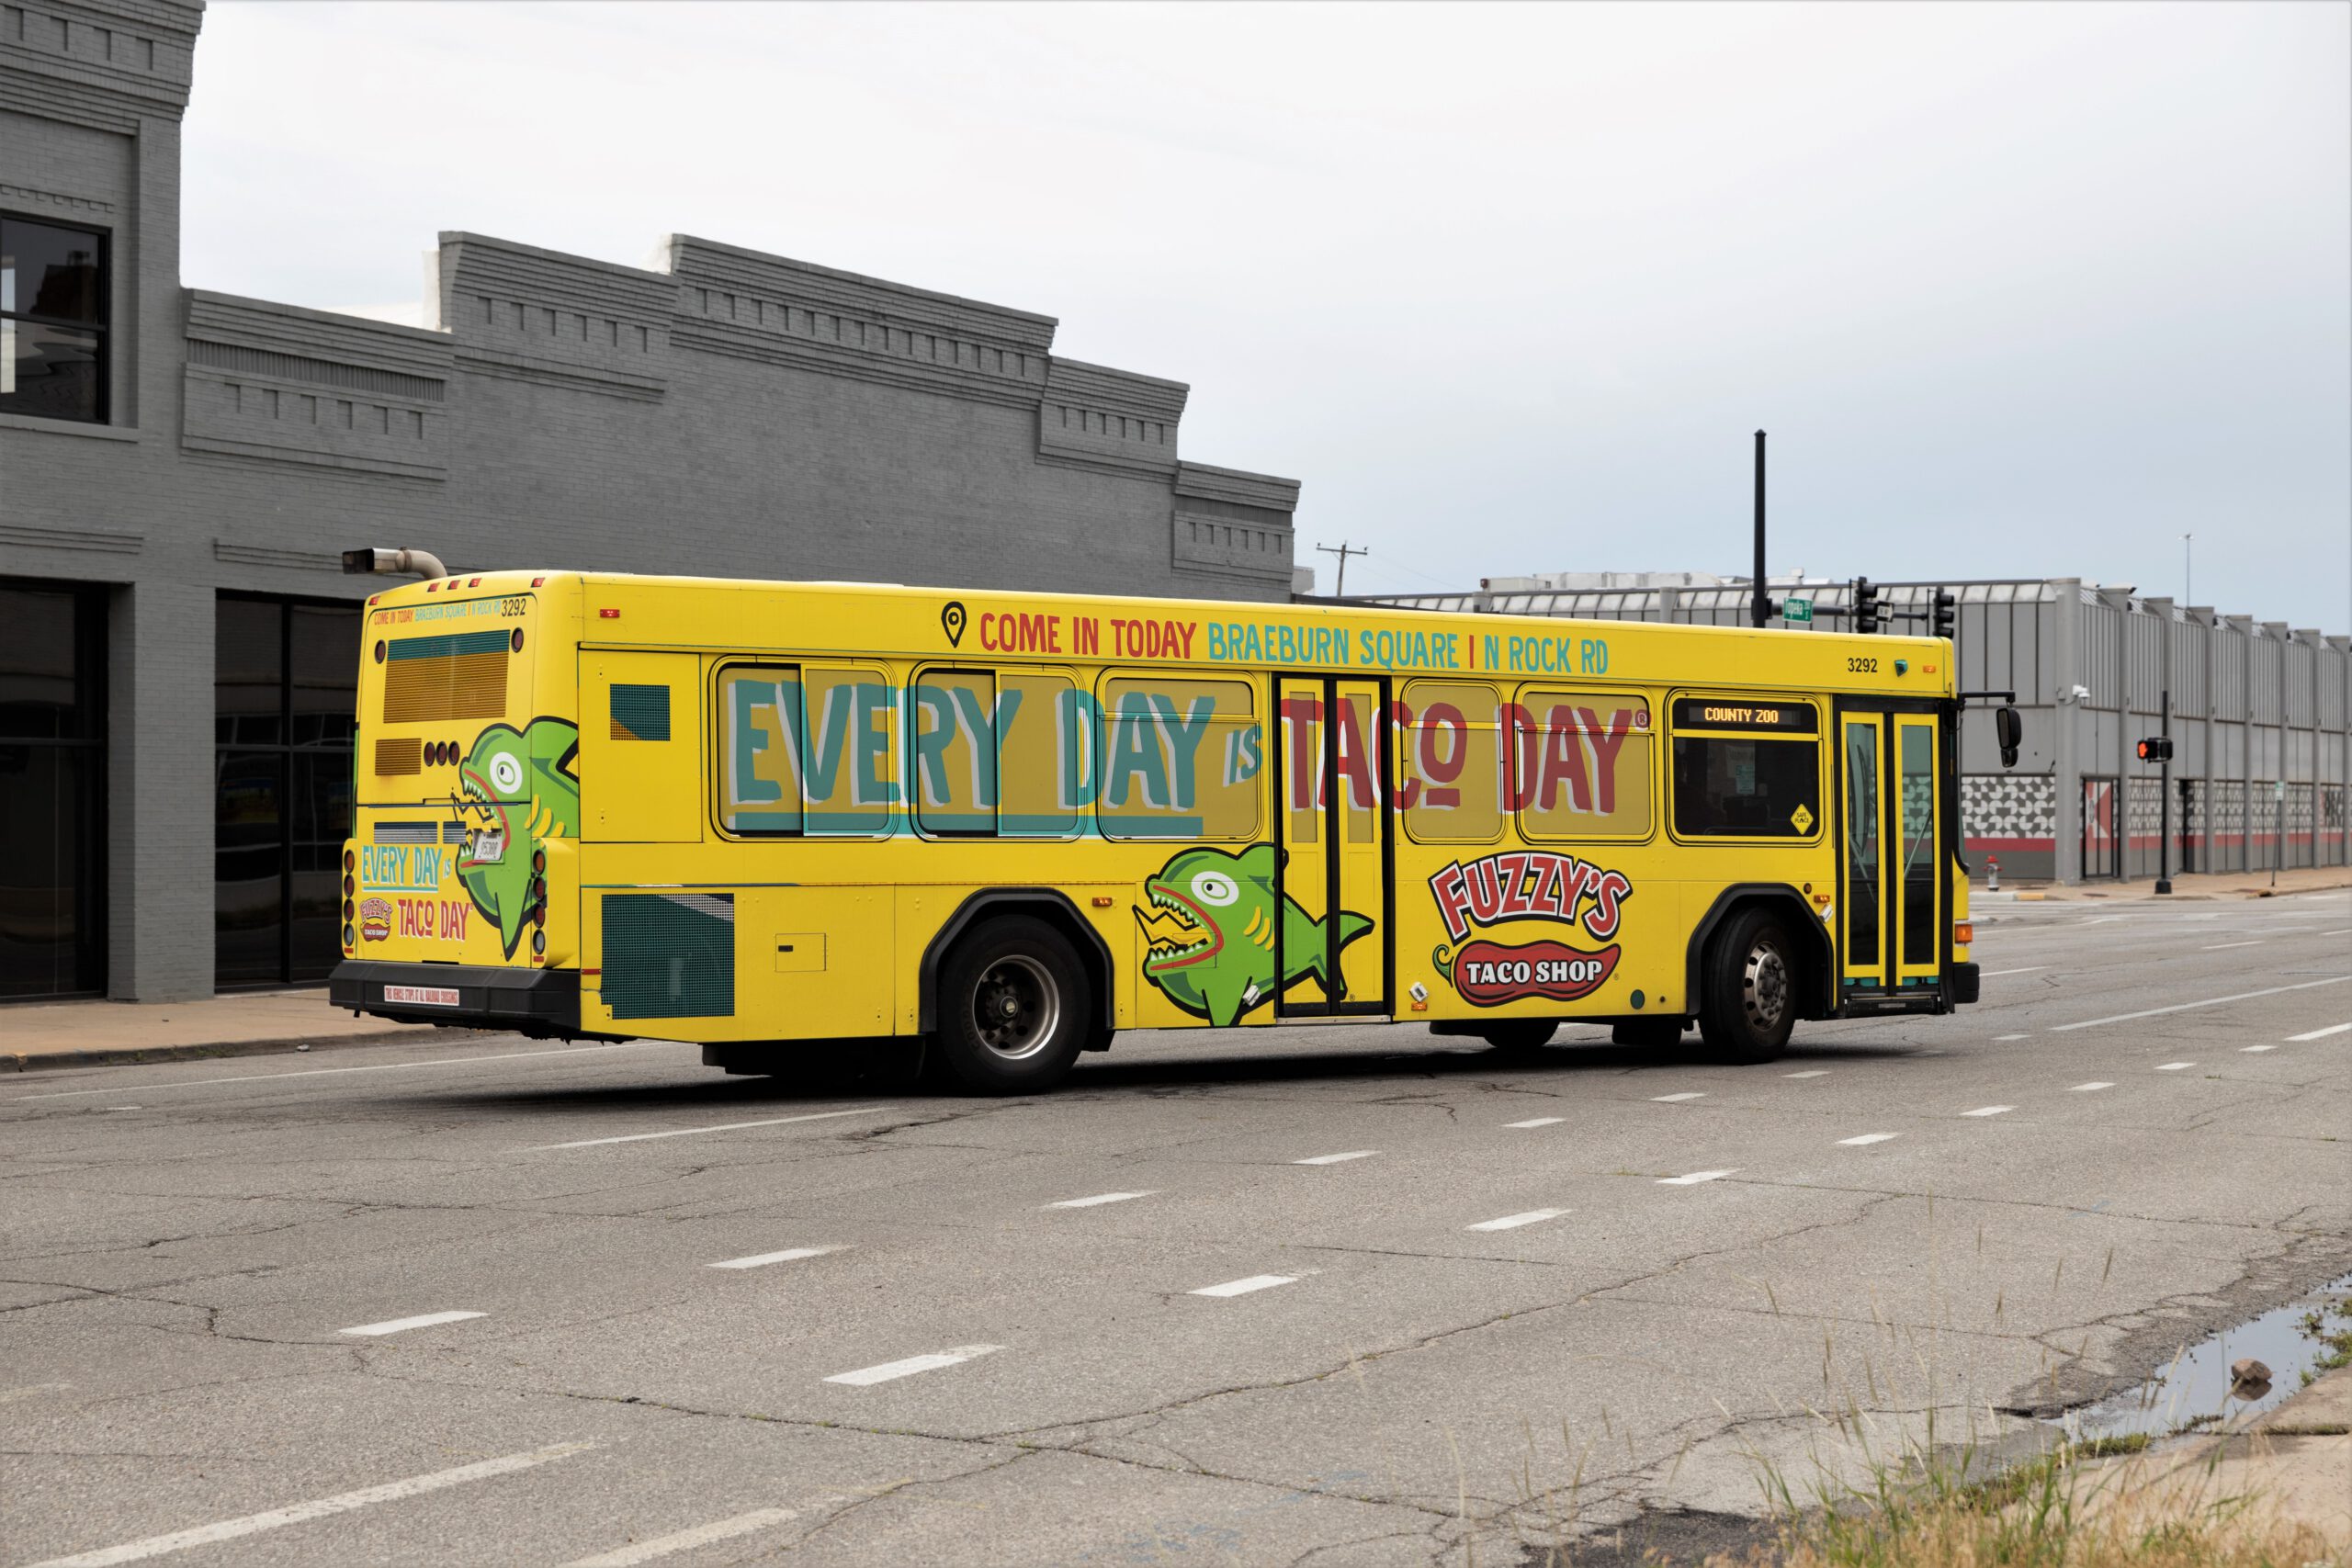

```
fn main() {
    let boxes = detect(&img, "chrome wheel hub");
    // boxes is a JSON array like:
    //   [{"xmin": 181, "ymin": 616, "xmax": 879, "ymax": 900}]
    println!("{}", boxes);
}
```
[
  {"xmin": 1742, "ymin": 942, "xmax": 1788, "ymax": 1032},
  {"xmin": 972, "ymin": 955, "xmax": 1058, "ymax": 1062}
]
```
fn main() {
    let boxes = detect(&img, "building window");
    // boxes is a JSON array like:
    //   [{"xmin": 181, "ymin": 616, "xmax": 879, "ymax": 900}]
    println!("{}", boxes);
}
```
[
  {"xmin": 1, "ymin": 215, "xmax": 108, "ymax": 424},
  {"xmin": 0, "ymin": 580, "xmax": 107, "ymax": 1000},
  {"xmin": 215, "ymin": 596, "xmax": 358, "ymax": 987}
]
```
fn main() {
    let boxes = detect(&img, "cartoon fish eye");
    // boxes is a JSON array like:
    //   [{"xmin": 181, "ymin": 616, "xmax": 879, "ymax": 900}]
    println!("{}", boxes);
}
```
[
  {"xmin": 488, "ymin": 753, "xmax": 523, "ymax": 793},
  {"xmin": 1191, "ymin": 871, "xmax": 1238, "ymax": 907}
]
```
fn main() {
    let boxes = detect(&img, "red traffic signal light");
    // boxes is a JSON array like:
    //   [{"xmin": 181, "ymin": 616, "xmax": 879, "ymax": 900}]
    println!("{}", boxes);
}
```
[{"xmin": 2136, "ymin": 737, "xmax": 2174, "ymax": 763}]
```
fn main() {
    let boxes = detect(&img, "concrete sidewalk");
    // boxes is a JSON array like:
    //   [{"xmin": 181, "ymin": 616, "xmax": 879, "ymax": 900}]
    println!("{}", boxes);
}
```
[
  {"xmin": 2, "ymin": 988, "xmax": 467, "ymax": 1073},
  {"xmin": 1973, "ymin": 864, "xmax": 2352, "ymax": 903},
  {"xmin": 2067, "ymin": 1365, "xmax": 2352, "ymax": 1552}
]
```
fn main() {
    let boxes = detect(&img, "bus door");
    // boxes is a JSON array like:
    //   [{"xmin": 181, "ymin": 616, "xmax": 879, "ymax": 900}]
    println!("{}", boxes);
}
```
[
  {"xmin": 1836, "ymin": 702, "xmax": 1945, "ymax": 998},
  {"xmin": 1275, "ymin": 675, "xmax": 1391, "ymax": 1017}
]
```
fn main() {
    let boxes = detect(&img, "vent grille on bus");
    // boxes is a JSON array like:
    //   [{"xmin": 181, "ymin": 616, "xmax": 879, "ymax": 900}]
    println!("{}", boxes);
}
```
[
  {"xmin": 375, "ymin": 737, "xmax": 422, "ymax": 775},
  {"xmin": 602, "ymin": 893, "xmax": 736, "ymax": 1020},
  {"xmin": 373, "ymin": 820, "xmax": 439, "ymax": 845},
  {"xmin": 381, "ymin": 629, "xmax": 510, "ymax": 724},
  {"xmin": 610, "ymin": 683, "xmax": 672, "ymax": 741}
]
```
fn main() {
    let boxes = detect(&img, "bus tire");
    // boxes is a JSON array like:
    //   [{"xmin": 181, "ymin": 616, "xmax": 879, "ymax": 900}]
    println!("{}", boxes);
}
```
[
  {"xmin": 1611, "ymin": 1018, "xmax": 1685, "ymax": 1048},
  {"xmin": 933, "ymin": 917, "xmax": 1091, "ymax": 1094},
  {"xmin": 1478, "ymin": 1020, "xmax": 1558, "ymax": 1055},
  {"xmin": 1697, "ymin": 908, "xmax": 1798, "ymax": 1063}
]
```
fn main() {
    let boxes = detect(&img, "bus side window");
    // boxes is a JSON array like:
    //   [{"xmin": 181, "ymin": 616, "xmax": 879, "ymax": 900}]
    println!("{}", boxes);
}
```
[
  {"xmin": 1001, "ymin": 671, "xmax": 1080, "ymax": 838},
  {"xmin": 911, "ymin": 670, "xmax": 999, "ymax": 837},
  {"xmin": 1517, "ymin": 688, "xmax": 1654, "ymax": 841},
  {"xmin": 718, "ymin": 663, "xmax": 805, "ymax": 835},
  {"xmin": 802, "ymin": 664, "xmax": 899, "ymax": 835},
  {"xmin": 1099, "ymin": 676, "xmax": 1259, "ymax": 841},
  {"xmin": 1397, "ymin": 680, "xmax": 1504, "ymax": 843}
]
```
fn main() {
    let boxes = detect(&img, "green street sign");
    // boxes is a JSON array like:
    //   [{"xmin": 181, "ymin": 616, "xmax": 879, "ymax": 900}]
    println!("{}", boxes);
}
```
[{"xmin": 1782, "ymin": 597, "xmax": 1813, "ymax": 625}]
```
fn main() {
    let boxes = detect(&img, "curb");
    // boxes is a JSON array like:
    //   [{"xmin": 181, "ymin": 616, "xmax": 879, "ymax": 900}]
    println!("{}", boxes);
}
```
[{"xmin": 6, "ymin": 1028, "xmax": 490, "ymax": 1075}]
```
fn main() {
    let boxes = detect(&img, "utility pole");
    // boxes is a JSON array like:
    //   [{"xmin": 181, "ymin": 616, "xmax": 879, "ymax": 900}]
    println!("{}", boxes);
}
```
[
  {"xmin": 2184, "ymin": 533, "xmax": 2192, "ymax": 606},
  {"xmin": 1316, "ymin": 541, "xmax": 1366, "ymax": 598},
  {"xmin": 1751, "ymin": 430, "xmax": 1770, "ymax": 629}
]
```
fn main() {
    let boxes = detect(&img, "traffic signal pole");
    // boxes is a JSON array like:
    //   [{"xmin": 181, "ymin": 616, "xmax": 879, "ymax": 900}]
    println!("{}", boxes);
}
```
[
  {"xmin": 1752, "ymin": 430, "xmax": 1770, "ymax": 630},
  {"xmin": 2155, "ymin": 688, "xmax": 2172, "ymax": 896}
]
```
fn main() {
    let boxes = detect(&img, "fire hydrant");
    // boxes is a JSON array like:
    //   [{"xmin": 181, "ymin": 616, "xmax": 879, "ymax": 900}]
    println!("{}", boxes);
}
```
[{"xmin": 1987, "ymin": 855, "xmax": 2001, "ymax": 893}]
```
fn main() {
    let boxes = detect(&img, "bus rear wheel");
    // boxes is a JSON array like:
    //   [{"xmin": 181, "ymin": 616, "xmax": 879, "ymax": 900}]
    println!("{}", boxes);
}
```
[
  {"xmin": 1697, "ymin": 908, "xmax": 1798, "ymax": 1064},
  {"xmin": 933, "ymin": 917, "xmax": 1091, "ymax": 1094}
]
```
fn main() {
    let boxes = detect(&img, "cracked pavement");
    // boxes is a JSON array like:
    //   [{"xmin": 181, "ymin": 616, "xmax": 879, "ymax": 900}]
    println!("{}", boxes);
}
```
[{"xmin": 2, "ymin": 891, "xmax": 2347, "ymax": 1566}]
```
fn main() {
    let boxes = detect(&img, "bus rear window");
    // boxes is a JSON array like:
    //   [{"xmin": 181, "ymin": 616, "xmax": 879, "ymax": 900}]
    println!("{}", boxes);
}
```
[{"xmin": 381, "ymin": 629, "xmax": 510, "ymax": 723}]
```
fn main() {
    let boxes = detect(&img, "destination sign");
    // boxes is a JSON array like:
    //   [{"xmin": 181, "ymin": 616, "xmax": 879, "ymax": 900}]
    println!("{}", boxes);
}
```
[{"xmin": 1670, "ymin": 698, "xmax": 1819, "ymax": 734}]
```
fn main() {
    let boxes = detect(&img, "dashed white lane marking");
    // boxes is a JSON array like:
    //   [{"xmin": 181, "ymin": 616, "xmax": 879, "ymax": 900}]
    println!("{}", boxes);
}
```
[
  {"xmin": 2071, "ymin": 1082, "xmax": 2116, "ymax": 1092},
  {"xmin": 1504, "ymin": 1116, "xmax": 1565, "ymax": 1128},
  {"xmin": 1961, "ymin": 1105, "xmax": 2015, "ymax": 1118},
  {"xmin": 708, "ymin": 1247, "xmax": 842, "ymax": 1270},
  {"xmin": 1657, "ymin": 1168, "xmax": 1738, "ymax": 1185},
  {"xmin": 1994, "ymin": 1033, "xmax": 2031, "ymax": 1042},
  {"xmin": 1650, "ymin": 1092, "xmax": 1705, "ymax": 1103},
  {"xmin": 2289, "ymin": 1022, "xmax": 2352, "ymax": 1042},
  {"xmin": 338, "ymin": 1310, "xmax": 486, "ymax": 1337},
  {"xmin": 1046, "ymin": 1191, "xmax": 1156, "ymax": 1209},
  {"xmin": 823, "ymin": 1345, "xmax": 1001, "ymax": 1386},
  {"xmin": 534, "ymin": 1107, "xmax": 892, "ymax": 1150},
  {"xmin": 2240, "ymin": 1045, "xmax": 2278, "ymax": 1054},
  {"xmin": 558, "ymin": 1507, "xmax": 799, "ymax": 1567},
  {"xmin": 17, "ymin": 1043, "xmax": 655, "ymax": 1100},
  {"xmin": 1294, "ymin": 1150, "xmax": 1378, "ymax": 1165},
  {"xmin": 1783, "ymin": 1070, "xmax": 1830, "ymax": 1079},
  {"xmin": 2154, "ymin": 1062, "xmax": 2196, "ymax": 1071},
  {"xmin": 1190, "ymin": 1274, "xmax": 1299, "ymax": 1297},
  {"xmin": 18, "ymin": 1441, "xmax": 597, "ymax": 1567},
  {"xmin": 2201, "ymin": 941, "xmax": 2262, "ymax": 951},
  {"xmin": 1982, "ymin": 966, "xmax": 2050, "ymax": 977},
  {"xmin": 106, "ymin": 1106, "xmax": 141, "ymax": 1111},
  {"xmin": 2321, "ymin": 929, "xmax": 2352, "ymax": 937},
  {"xmin": 1466, "ymin": 1208, "xmax": 1569, "ymax": 1232},
  {"xmin": 2048, "ymin": 976, "xmax": 2351, "ymax": 1032},
  {"xmin": 1838, "ymin": 1134, "xmax": 1898, "ymax": 1146}
]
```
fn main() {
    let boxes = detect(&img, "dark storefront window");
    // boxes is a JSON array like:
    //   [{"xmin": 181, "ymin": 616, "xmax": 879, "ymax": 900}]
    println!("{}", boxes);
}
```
[
  {"xmin": 2, "ymin": 214, "xmax": 108, "ymax": 424},
  {"xmin": 215, "ymin": 597, "xmax": 358, "ymax": 987},
  {"xmin": 0, "ymin": 581, "xmax": 106, "ymax": 999}
]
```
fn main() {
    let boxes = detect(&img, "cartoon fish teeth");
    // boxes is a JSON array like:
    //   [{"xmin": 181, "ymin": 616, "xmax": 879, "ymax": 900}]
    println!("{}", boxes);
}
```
[
  {"xmin": 450, "ymin": 719, "xmax": 580, "ymax": 958},
  {"xmin": 1132, "ymin": 844, "xmax": 1374, "ymax": 1027}
]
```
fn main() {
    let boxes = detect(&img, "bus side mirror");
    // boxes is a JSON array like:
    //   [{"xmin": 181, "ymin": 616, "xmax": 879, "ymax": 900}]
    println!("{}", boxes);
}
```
[{"xmin": 1995, "ymin": 705, "xmax": 2022, "ymax": 770}]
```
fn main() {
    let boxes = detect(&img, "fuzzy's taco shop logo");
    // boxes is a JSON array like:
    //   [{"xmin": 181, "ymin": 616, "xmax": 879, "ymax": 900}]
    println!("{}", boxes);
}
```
[{"xmin": 1428, "ymin": 851, "xmax": 1632, "ymax": 1007}]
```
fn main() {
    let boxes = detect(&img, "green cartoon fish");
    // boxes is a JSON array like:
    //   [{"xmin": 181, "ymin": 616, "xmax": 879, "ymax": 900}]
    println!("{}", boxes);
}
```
[
  {"xmin": 1134, "ymin": 844, "xmax": 1373, "ymax": 1026},
  {"xmin": 453, "ymin": 718, "xmax": 580, "ymax": 957}
]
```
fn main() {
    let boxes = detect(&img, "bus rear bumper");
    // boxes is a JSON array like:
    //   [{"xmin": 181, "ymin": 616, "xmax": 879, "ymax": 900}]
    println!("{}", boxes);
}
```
[{"xmin": 330, "ymin": 961, "xmax": 585, "ymax": 1035}]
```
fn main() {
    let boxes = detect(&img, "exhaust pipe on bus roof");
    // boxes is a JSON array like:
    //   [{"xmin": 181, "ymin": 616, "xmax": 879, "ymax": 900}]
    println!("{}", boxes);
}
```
[{"xmin": 342, "ymin": 547, "xmax": 449, "ymax": 581}]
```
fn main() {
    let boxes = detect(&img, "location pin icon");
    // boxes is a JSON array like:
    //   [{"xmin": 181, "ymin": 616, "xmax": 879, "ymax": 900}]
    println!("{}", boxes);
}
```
[{"xmin": 941, "ymin": 601, "xmax": 967, "ymax": 648}]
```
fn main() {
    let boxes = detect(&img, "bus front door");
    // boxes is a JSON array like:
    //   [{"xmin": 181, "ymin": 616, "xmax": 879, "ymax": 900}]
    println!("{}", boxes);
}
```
[
  {"xmin": 1837, "ymin": 704, "xmax": 1946, "ymax": 1002},
  {"xmin": 1275, "ymin": 676, "xmax": 1391, "ymax": 1018}
]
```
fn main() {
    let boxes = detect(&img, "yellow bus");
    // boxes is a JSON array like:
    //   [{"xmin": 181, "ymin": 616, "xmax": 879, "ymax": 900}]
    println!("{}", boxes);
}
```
[{"xmin": 329, "ymin": 559, "xmax": 2012, "ymax": 1091}]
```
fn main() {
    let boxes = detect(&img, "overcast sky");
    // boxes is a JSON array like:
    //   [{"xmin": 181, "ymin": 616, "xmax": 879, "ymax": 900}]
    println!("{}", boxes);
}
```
[{"xmin": 183, "ymin": 2, "xmax": 2348, "ymax": 628}]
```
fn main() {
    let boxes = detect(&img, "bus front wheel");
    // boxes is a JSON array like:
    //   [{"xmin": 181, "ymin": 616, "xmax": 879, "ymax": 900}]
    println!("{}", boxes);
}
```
[
  {"xmin": 1697, "ymin": 908, "xmax": 1798, "ymax": 1064},
  {"xmin": 933, "ymin": 917, "xmax": 1091, "ymax": 1094}
]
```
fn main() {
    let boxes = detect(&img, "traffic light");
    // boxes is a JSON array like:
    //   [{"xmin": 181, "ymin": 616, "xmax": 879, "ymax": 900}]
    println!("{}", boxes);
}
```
[
  {"xmin": 1931, "ymin": 588, "xmax": 1957, "ymax": 642},
  {"xmin": 1853, "ymin": 577, "xmax": 1881, "ymax": 636},
  {"xmin": 2136, "ymin": 737, "xmax": 2174, "ymax": 763}
]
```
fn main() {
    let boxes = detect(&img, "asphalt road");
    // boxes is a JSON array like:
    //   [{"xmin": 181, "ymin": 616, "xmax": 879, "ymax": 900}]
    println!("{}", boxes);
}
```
[{"xmin": 5, "ymin": 891, "xmax": 2349, "ymax": 1567}]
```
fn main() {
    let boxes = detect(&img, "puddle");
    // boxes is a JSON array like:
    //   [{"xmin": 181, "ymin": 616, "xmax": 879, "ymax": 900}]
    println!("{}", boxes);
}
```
[{"xmin": 2061, "ymin": 1271, "xmax": 2352, "ymax": 1440}]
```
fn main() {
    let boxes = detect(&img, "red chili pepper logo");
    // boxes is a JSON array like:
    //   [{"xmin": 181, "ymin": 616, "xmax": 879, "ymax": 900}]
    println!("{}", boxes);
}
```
[{"xmin": 1435, "ymin": 939, "xmax": 1620, "ymax": 1007}]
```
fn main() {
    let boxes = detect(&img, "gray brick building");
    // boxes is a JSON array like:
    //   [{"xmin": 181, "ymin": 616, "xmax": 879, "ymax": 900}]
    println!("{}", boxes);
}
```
[{"xmin": 0, "ymin": 0, "xmax": 1302, "ymax": 1002}]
